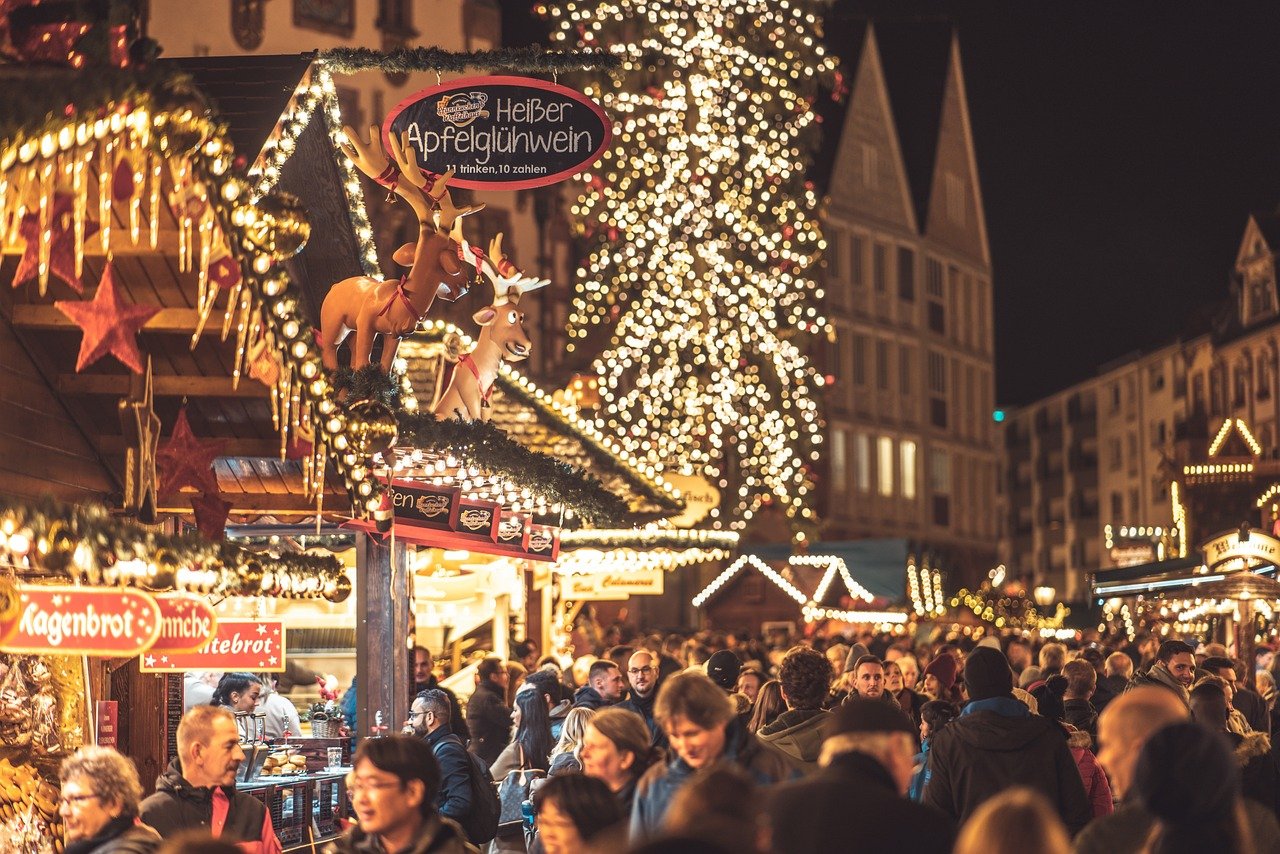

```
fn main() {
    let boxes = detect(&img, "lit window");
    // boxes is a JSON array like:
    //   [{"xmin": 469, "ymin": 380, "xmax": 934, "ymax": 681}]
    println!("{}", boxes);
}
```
[
  {"xmin": 854, "ymin": 434, "xmax": 870, "ymax": 493},
  {"xmin": 831, "ymin": 430, "xmax": 847, "ymax": 493},
  {"xmin": 901, "ymin": 440, "xmax": 917, "ymax": 499},
  {"xmin": 878, "ymin": 436, "xmax": 894, "ymax": 496}
]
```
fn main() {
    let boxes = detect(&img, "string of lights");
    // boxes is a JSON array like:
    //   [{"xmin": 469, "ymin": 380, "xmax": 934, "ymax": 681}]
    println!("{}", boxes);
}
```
[{"xmin": 545, "ymin": 0, "xmax": 835, "ymax": 539}]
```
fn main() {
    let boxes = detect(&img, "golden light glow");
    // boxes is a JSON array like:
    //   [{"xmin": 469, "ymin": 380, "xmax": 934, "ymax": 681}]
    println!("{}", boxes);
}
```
[
  {"xmin": 547, "ymin": 0, "xmax": 834, "ymax": 535},
  {"xmin": 691, "ymin": 555, "xmax": 808, "ymax": 607}
]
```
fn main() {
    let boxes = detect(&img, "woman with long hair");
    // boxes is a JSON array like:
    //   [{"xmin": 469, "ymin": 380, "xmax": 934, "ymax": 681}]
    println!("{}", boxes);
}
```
[
  {"xmin": 885, "ymin": 660, "xmax": 926, "ymax": 726},
  {"xmin": 548, "ymin": 706, "xmax": 595, "ymax": 776},
  {"xmin": 746, "ymin": 680, "xmax": 785, "ymax": 734},
  {"xmin": 490, "ymin": 686, "xmax": 554, "ymax": 854},
  {"xmin": 580, "ymin": 707, "xmax": 663, "ymax": 815},
  {"xmin": 954, "ymin": 787, "xmax": 1070, "ymax": 854}
]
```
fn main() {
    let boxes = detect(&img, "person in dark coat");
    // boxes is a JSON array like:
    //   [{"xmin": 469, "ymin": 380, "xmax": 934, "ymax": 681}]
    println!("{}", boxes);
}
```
[
  {"xmin": 1204, "ymin": 655, "xmax": 1269, "ymax": 735},
  {"xmin": 921, "ymin": 646, "xmax": 1091, "ymax": 836},
  {"xmin": 466, "ymin": 656, "xmax": 511, "ymax": 765},
  {"xmin": 573, "ymin": 660, "xmax": 627, "ymax": 711},
  {"xmin": 630, "ymin": 672, "xmax": 796, "ymax": 841},
  {"xmin": 59, "ymin": 746, "xmax": 160, "ymax": 854},
  {"xmin": 767, "ymin": 697, "xmax": 953, "ymax": 854},
  {"xmin": 1061, "ymin": 659, "xmax": 1100, "ymax": 740},
  {"xmin": 619, "ymin": 650, "xmax": 669, "ymax": 750},
  {"xmin": 1189, "ymin": 680, "xmax": 1280, "ymax": 816},
  {"xmin": 410, "ymin": 689, "xmax": 474, "ymax": 831},
  {"xmin": 326, "ymin": 736, "xmax": 476, "ymax": 854},
  {"xmin": 1095, "ymin": 651, "xmax": 1133, "ymax": 714},
  {"xmin": 1126, "ymin": 639, "xmax": 1194, "ymax": 707},
  {"xmin": 414, "ymin": 645, "xmax": 470, "ymax": 741},
  {"xmin": 138, "ymin": 707, "xmax": 278, "ymax": 850}
]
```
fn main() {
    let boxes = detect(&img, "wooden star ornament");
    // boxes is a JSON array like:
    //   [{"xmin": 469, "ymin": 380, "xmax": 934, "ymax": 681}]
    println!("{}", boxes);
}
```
[
  {"xmin": 190, "ymin": 491, "xmax": 232, "ymax": 540},
  {"xmin": 54, "ymin": 263, "xmax": 159, "ymax": 373},
  {"xmin": 157, "ymin": 405, "xmax": 225, "ymax": 496},
  {"xmin": 117, "ymin": 358, "xmax": 160, "ymax": 523}
]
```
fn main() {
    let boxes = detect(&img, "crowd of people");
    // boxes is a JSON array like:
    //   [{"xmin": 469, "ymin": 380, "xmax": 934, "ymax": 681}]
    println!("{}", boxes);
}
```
[{"xmin": 53, "ymin": 626, "xmax": 1280, "ymax": 853}]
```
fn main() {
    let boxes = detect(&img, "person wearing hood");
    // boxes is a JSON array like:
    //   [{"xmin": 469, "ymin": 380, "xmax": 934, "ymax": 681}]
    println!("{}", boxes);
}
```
[
  {"xmin": 138, "ymin": 706, "xmax": 280, "ymax": 851},
  {"xmin": 327, "ymin": 736, "xmax": 477, "ymax": 854},
  {"xmin": 59, "ymin": 746, "xmax": 161, "ymax": 854},
  {"xmin": 1189, "ymin": 679, "xmax": 1280, "ymax": 816},
  {"xmin": 757, "ymin": 647, "xmax": 836, "ymax": 773},
  {"xmin": 1126, "ymin": 639, "xmax": 1194, "ymax": 706},
  {"xmin": 620, "ymin": 650, "xmax": 668, "ymax": 750},
  {"xmin": 572, "ymin": 660, "xmax": 626, "ymax": 711},
  {"xmin": 920, "ymin": 646, "xmax": 1090, "ymax": 835},
  {"xmin": 629, "ymin": 671, "xmax": 796, "ymax": 841},
  {"xmin": 766, "ymin": 697, "xmax": 954, "ymax": 854}
]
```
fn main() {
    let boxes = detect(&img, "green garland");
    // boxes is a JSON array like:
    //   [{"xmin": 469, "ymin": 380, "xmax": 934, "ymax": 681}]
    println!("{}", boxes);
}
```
[
  {"xmin": 315, "ymin": 46, "xmax": 622, "ymax": 76},
  {"xmin": 395, "ymin": 411, "xmax": 631, "ymax": 528},
  {"xmin": 0, "ymin": 494, "xmax": 346, "ymax": 598},
  {"xmin": 333, "ymin": 365, "xmax": 404, "ymax": 409}
]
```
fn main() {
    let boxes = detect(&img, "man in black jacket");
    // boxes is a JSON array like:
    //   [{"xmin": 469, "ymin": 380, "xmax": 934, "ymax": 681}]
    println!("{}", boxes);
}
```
[
  {"xmin": 573, "ymin": 660, "xmax": 626, "ymax": 710},
  {"xmin": 922, "ymin": 646, "xmax": 1091, "ymax": 835},
  {"xmin": 766, "ymin": 697, "xmax": 953, "ymax": 853},
  {"xmin": 619, "ymin": 650, "xmax": 668, "ymax": 749},
  {"xmin": 411, "ymin": 689, "xmax": 473, "ymax": 829},
  {"xmin": 138, "ymin": 706, "xmax": 279, "ymax": 848},
  {"xmin": 466, "ymin": 657, "xmax": 511, "ymax": 765},
  {"xmin": 413, "ymin": 645, "xmax": 469, "ymax": 740}
]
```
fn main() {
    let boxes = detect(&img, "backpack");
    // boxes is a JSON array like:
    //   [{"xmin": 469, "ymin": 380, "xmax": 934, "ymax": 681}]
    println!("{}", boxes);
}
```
[{"xmin": 433, "ymin": 734, "xmax": 500, "ymax": 845}]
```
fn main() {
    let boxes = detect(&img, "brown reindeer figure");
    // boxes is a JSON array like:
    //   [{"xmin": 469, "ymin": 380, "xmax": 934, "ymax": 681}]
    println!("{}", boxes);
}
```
[
  {"xmin": 432, "ymin": 234, "xmax": 549, "ymax": 422},
  {"xmin": 319, "ymin": 125, "xmax": 485, "ymax": 373}
]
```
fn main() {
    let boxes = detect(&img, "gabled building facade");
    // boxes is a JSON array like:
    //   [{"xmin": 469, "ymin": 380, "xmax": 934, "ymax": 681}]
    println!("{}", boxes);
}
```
[{"xmin": 817, "ymin": 24, "xmax": 998, "ymax": 586}]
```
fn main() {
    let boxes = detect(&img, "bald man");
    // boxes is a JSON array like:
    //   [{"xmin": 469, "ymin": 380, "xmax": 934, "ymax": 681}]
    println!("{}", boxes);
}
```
[{"xmin": 1076, "ymin": 686, "xmax": 1280, "ymax": 853}]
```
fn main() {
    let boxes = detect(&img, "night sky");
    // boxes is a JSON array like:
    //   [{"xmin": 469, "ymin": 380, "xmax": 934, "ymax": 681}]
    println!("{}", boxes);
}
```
[{"xmin": 501, "ymin": 1, "xmax": 1280, "ymax": 405}]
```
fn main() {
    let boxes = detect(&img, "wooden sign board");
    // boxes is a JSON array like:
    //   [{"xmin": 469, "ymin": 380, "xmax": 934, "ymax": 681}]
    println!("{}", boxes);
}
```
[
  {"xmin": 0, "ymin": 585, "xmax": 161, "ymax": 656},
  {"xmin": 384, "ymin": 75, "xmax": 612, "ymax": 190},
  {"xmin": 140, "ymin": 619, "xmax": 286, "ymax": 673},
  {"xmin": 150, "ymin": 592, "xmax": 218, "ymax": 654},
  {"xmin": 560, "ymin": 569, "xmax": 664, "ymax": 601}
]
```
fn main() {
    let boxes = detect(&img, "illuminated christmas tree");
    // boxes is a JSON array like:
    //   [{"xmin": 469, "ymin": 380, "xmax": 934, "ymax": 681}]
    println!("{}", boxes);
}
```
[{"xmin": 545, "ymin": 0, "xmax": 835, "ymax": 538}]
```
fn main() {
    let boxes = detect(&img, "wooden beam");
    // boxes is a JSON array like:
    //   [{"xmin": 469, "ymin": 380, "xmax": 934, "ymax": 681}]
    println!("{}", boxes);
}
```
[
  {"xmin": 59, "ymin": 374, "xmax": 269, "ymax": 398},
  {"xmin": 97, "ymin": 436, "xmax": 286, "ymax": 458},
  {"xmin": 11, "ymin": 304, "xmax": 219, "ymax": 335},
  {"xmin": 356, "ymin": 533, "xmax": 410, "ymax": 738},
  {"xmin": 157, "ymin": 491, "xmax": 348, "ymax": 515}
]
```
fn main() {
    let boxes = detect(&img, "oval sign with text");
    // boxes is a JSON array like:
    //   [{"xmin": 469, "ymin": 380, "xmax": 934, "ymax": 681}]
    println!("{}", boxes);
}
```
[
  {"xmin": 151, "ymin": 592, "xmax": 218, "ymax": 654},
  {"xmin": 0, "ymin": 585, "xmax": 161, "ymax": 656},
  {"xmin": 383, "ymin": 75, "xmax": 612, "ymax": 191}
]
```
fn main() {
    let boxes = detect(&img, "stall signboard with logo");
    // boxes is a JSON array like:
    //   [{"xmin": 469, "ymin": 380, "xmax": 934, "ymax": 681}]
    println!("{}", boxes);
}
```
[
  {"xmin": 140, "ymin": 619, "xmax": 286, "ymax": 673},
  {"xmin": 150, "ymin": 592, "xmax": 218, "ymax": 654},
  {"xmin": 561, "ymin": 570, "xmax": 665, "ymax": 601},
  {"xmin": 1201, "ymin": 529, "xmax": 1280, "ymax": 570},
  {"xmin": 661, "ymin": 473, "xmax": 720, "ymax": 529},
  {"xmin": 0, "ymin": 585, "xmax": 161, "ymax": 656},
  {"xmin": 384, "ymin": 75, "xmax": 612, "ymax": 190},
  {"xmin": 452, "ymin": 498, "xmax": 501, "ymax": 542}
]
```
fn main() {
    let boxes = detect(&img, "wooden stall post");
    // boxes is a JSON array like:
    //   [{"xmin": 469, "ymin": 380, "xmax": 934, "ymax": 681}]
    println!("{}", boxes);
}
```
[{"xmin": 355, "ymin": 533, "xmax": 410, "ymax": 737}]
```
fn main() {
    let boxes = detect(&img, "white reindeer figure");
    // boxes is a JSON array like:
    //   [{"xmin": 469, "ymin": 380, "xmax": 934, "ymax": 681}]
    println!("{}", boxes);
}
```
[{"xmin": 432, "ymin": 234, "xmax": 549, "ymax": 421}]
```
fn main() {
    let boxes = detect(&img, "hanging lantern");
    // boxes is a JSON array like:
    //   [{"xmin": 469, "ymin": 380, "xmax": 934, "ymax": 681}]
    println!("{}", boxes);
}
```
[
  {"xmin": 346, "ymin": 399, "xmax": 398, "ymax": 457},
  {"xmin": 245, "ymin": 191, "xmax": 310, "ymax": 260}
]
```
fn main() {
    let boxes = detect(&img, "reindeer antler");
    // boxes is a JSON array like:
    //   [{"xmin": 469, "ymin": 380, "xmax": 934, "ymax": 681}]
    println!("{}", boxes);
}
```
[
  {"xmin": 341, "ymin": 125, "xmax": 431, "ymax": 220},
  {"xmin": 468, "ymin": 232, "xmax": 551, "ymax": 305}
]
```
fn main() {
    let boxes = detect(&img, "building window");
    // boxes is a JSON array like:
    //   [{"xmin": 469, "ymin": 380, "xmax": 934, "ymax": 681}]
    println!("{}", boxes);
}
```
[
  {"xmin": 899, "ymin": 346, "xmax": 912, "ymax": 395},
  {"xmin": 1192, "ymin": 373, "xmax": 1206, "ymax": 411},
  {"xmin": 926, "ymin": 258, "xmax": 944, "ymax": 297},
  {"xmin": 1129, "ymin": 489, "xmax": 1140, "ymax": 517},
  {"xmin": 876, "ymin": 339, "xmax": 890, "ymax": 391},
  {"xmin": 1107, "ymin": 437, "xmax": 1122, "ymax": 472},
  {"xmin": 901, "ymin": 440, "xmax": 917, "ymax": 499},
  {"xmin": 1259, "ymin": 354, "xmax": 1273, "ymax": 399},
  {"xmin": 854, "ymin": 433, "xmax": 871, "ymax": 493},
  {"xmin": 831, "ymin": 429, "xmax": 847, "ymax": 493},
  {"xmin": 1109, "ymin": 382, "xmax": 1121, "ymax": 413},
  {"xmin": 1211, "ymin": 367, "xmax": 1226, "ymax": 414},
  {"xmin": 873, "ymin": 243, "xmax": 887, "ymax": 293},
  {"xmin": 853, "ymin": 335, "xmax": 867, "ymax": 386},
  {"xmin": 1153, "ymin": 420, "xmax": 1166, "ymax": 446},
  {"xmin": 897, "ymin": 247, "xmax": 915, "ymax": 302},
  {"xmin": 294, "ymin": 0, "xmax": 355, "ymax": 36},
  {"xmin": 928, "ymin": 351, "xmax": 947, "ymax": 428},
  {"xmin": 861, "ymin": 143, "xmax": 879, "ymax": 189},
  {"xmin": 929, "ymin": 449, "xmax": 951, "ymax": 526},
  {"xmin": 850, "ymin": 235, "xmax": 865, "ymax": 289},
  {"xmin": 1234, "ymin": 366, "xmax": 1248, "ymax": 407},
  {"xmin": 826, "ymin": 227, "xmax": 842, "ymax": 284},
  {"xmin": 1110, "ymin": 491, "xmax": 1123, "ymax": 519},
  {"xmin": 877, "ymin": 436, "xmax": 895, "ymax": 497},
  {"xmin": 1149, "ymin": 366, "xmax": 1165, "ymax": 392}
]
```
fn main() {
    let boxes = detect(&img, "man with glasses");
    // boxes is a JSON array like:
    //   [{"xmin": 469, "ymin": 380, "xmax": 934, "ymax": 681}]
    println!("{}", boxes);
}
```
[
  {"xmin": 621, "ymin": 650, "xmax": 669, "ymax": 749},
  {"xmin": 408, "ymin": 689, "xmax": 473, "ymax": 832},
  {"xmin": 332, "ymin": 735, "xmax": 474, "ymax": 853}
]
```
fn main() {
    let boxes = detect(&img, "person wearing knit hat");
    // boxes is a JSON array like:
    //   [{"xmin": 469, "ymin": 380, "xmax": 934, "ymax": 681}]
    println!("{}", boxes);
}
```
[
  {"xmin": 841, "ymin": 642, "xmax": 871, "ymax": 675},
  {"xmin": 923, "ymin": 653, "xmax": 960, "ymax": 703},
  {"xmin": 921, "ymin": 646, "xmax": 1091, "ymax": 835},
  {"xmin": 975, "ymin": 636, "xmax": 1002, "ymax": 652},
  {"xmin": 766, "ymin": 698, "xmax": 955, "ymax": 854},
  {"xmin": 704, "ymin": 650, "xmax": 742, "ymax": 692}
]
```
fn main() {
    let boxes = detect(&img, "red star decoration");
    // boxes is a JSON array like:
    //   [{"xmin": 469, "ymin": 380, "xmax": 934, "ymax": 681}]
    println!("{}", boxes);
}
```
[
  {"xmin": 54, "ymin": 263, "xmax": 159, "ymax": 373},
  {"xmin": 190, "ymin": 491, "xmax": 232, "ymax": 540},
  {"xmin": 157, "ymin": 406, "xmax": 225, "ymax": 496},
  {"xmin": 14, "ymin": 192, "xmax": 100, "ymax": 294}
]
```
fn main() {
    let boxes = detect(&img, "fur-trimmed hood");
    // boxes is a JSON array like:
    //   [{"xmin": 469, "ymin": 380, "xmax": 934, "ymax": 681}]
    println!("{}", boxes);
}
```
[{"xmin": 1234, "ymin": 730, "xmax": 1272, "ymax": 764}]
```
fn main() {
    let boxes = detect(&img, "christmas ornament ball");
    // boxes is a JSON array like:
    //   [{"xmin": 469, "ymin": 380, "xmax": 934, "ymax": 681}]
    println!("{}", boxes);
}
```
[
  {"xmin": 246, "ymin": 191, "xmax": 310, "ymax": 260},
  {"xmin": 346, "ymin": 399, "xmax": 398, "ymax": 457}
]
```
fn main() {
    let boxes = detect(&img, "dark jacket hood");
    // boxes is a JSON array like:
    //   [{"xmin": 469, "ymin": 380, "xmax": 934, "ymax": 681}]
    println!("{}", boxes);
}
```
[
  {"xmin": 154, "ymin": 756, "xmax": 227, "ymax": 801},
  {"xmin": 573, "ymin": 685, "xmax": 616, "ymax": 709},
  {"xmin": 950, "ymin": 710, "xmax": 1066, "ymax": 752}
]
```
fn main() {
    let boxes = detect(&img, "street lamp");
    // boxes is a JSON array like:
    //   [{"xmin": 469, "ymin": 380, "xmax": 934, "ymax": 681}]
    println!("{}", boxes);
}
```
[{"xmin": 1033, "ymin": 585, "xmax": 1056, "ymax": 608}]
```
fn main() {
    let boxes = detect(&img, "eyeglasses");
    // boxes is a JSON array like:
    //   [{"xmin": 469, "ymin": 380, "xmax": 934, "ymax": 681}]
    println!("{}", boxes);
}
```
[
  {"xmin": 628, "ymin": 666, "xmax": 655, "ymax": 676},
  {"xmin": 58, "ymin": 793, "xmax": 100, "ymax": 808},
  {"xmin": 347, "ymin": 779, "xmax": 404, "ymax": 796}
]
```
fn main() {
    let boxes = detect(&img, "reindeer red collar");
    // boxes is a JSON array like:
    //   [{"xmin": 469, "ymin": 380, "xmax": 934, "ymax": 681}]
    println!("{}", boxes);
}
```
[
  {"xmin": 432, "ymin": 234, "xmax": 549, "ymax": 422},
  {"xmin": 319, "ymin": 126, "xmax": 484, "ymax": 373}
]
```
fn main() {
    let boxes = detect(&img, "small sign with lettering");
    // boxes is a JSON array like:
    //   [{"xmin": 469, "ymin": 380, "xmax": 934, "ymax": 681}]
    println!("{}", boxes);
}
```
[
  {"xmin": 151, "ymin": 593, "xmax": 218, "ymax": 654},
  {"xmin": 140, "ymin": 619, "xmax": 286, "ymax": 673},
  {"xmin": 384, "ymin": 75, "xmax": 612, "ymax": 190},
  {"xmin": 0, "ymin": 585, "xmax": 161, "ymax": 656},
  {"xmin": 96, "ymin": 701, "xmax": 118, "ymax": 748},
  {"xmin": 452, "ymin": 498, "xmax": 500, "ymax": 542},
  {"xmin": 561, "ymin": 569, "xmax": 665, "ymax": 601}
]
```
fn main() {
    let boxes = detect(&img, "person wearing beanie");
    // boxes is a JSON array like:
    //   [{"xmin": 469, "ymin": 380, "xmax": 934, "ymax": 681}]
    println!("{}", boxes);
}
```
[
  {"xmin": 1077, "ymin": 686, "xmax": 1280, "ymax": 854},
  {"xmin": 922, "ymin": 654, "xmax": 961, "ymax": 704},
  {"xmin": 705, "ymin": 649, "xmax": 743, "ymax": 692},
  {"xmin": 766, "ymin": 698, "xmax": 954, "ymax": 854},
  {"xmin": 921, "ymin": 646, "xmax": 1091, "ymax": 835},
  {"xmin": 841, "ymin": 642, "xmax": 872, "ymax": 675}
]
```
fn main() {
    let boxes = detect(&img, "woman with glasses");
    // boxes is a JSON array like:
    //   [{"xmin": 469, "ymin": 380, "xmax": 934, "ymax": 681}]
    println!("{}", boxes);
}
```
[{"xmin": 59, "ymin": 745, "xmax": 160, "ymax": 853}]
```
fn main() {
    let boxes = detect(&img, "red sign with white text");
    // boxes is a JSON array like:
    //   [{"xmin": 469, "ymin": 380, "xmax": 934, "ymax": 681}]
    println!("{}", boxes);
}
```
[
  {"xmin": 150, "ymin": 593, "xmax": 218, "ymax": 654},
  {"xmin": 139, "ymin": 619, "xmax": 285, "ymax": 673},
  {"xmin": 0, "ymin": 585, "xmax": 161, "ymax": 656},
  {"xmin": 96, "ymin": 701, "xmax": 118, "ymax": 748}
]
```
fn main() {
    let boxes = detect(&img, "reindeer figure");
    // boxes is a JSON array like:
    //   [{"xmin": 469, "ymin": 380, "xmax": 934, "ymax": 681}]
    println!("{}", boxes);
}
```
[
  {"xmin": 432, "ymin": 234, "xmax": 549, "ymax": 422},
  {"xmin": 319, "ymin": 126, "xmax": 485, "ymax": 373}
]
